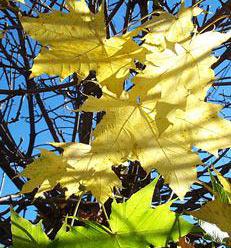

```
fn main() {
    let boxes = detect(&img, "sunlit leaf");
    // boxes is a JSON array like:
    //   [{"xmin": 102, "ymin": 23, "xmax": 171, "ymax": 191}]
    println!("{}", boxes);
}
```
[
  {"xmin": 11, "ymin": 210, "xmax": 49, "ymax": 248},
  {"xmin": 79, "ymin": 89, "xmax": 201, "ymax": 199},
  {"xmin": 141, "ymin": 4, "xmax": 203, "ymax": 50},
  {"xmin": 19, "ymin": 143, "xmax": 120, "ymax": 203},
  {"xmin": 21, "ymin": 0, "xmax": 146, "ymax": 95},
  {"xmin": 54, "ymin": 179, "xmax": 198, "ymax": 247},
  {"xmin": 19, "ymin": 149, "xmax": 72, "ymax": 196},
  {"xmin": 133, "ymin": 31, "xmax": 231, "ymax": 106}
]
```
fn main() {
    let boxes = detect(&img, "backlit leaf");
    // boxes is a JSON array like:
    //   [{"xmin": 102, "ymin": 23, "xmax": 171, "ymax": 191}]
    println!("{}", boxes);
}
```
[
  {"xmin": 21, "ymin": 0, "xmax": 146, "ymax": 95},
  {"xmin": 54, "ymin": 179, "xmax": 198, "ymax": 247},
  {"xmin": 11, "ymin": 210, "xmax": 49, "ymax": 248}
]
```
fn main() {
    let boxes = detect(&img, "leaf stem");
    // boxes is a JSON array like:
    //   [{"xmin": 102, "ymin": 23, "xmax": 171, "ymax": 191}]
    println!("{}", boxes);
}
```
[
  {"xmin": 70, "ymin": 193, "xmax": 84, "ymax": 227},
  {"xmin": 100, "ymin": 203, "xmax": 110, "ymax": 224}
]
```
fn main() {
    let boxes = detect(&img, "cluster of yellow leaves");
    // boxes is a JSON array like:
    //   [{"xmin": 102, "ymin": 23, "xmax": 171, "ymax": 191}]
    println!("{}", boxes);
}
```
[{"xmin": 19, "ymin": 0, "xmax": 231, "ymax": 203}]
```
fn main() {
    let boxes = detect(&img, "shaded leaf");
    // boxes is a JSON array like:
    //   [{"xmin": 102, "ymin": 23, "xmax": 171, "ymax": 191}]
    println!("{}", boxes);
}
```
[{"xmin": 190, "ymin": 199, "xmax": 231, "ymax": 234}]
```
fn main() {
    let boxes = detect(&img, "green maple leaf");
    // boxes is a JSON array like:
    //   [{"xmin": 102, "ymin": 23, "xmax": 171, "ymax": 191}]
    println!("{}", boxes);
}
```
[
  {"xmin": 11, "ymin": 210, "xmax": 49, "ymax": 248},
  {"xmin": 11, "ymin": 179, "xmax": 200, "ymax": 248},
  {"xmin": 54, "ymin": 179, "xmax": 199, "ymax": 247}
]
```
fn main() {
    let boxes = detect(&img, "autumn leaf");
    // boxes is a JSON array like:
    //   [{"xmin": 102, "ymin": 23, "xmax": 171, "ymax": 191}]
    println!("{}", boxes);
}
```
[
  {"xmin": 159, "ymin": 95, "xmax": 231, "ymax": 156},
  {"xmin": 18, "ymin": 0, "xmax": 231, "ymax": 205},
  {"xmin": 79, "ymin": 88, "xmax": 200, "ymax": 199},
  {"xmin": 50, "ymin": 141, "xmax": 122, "ymax": 203},
  {"xmin": 21, "ymin": 0, "xmax": 146, "ymax": 95},
  {"xmin": 19, "ymin": 142, "xmax": 120, "ymax": 203},
  {"xmin": 140, "ymin": 4, "xmax": 203, "ymax": 51},
  {"xmin": 79, "ymin": 83, "xmax": 231, "ymax": 199},
  {"xmin": 19, "ymin": 149, "xmax": 72, "ymax": 196},
  {"xmin": 133, "ymin": 31, "xmax": 231, "ymax": 106}
]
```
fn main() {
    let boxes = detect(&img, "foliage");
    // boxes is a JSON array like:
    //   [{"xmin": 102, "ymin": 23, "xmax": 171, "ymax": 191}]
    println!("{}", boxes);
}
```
[
  {"xmin": 0, "ymin": 0, "xmax": 230, "ymax": 247},
  {"xmin": 11, "ymin": 179, "xmax": 201, "ymax": 247},
  {"xmin": 19, "ymin": 0, "xmax": 231, "ymax": 202}
]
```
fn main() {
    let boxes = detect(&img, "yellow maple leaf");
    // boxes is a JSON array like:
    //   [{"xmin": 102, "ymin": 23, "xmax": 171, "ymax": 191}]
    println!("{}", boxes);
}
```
[
  {"xmin": 140, "ymin": 4, "xmax": 203, "ymax": 51},
  {"xmin": 79, "ymin": 89, "xmax": 200, "ymax": 199},
  {"xmin": 79, "ymin": 84, "xmax": 231, "ymax": 199},
  {"xmin": 19, "ymin": 143, "xmax": 120, "ymax": 203},
  {"xmin": 19, "ymin": 149, "xmax": 72, "ymax": 195},
  {"xmin": 162, "ymin": 95, "xmax": 231, "ymax": 156},
  {"xmin": 133, "ymin": 31, "xmax": 231, "ymax": 106},
  {"xmin": 49, "ymin": 142, "xmax": 121, "ymax": 203},
  {"xmin": 21, "ymin": 0, "xmax": 145, "ymax": 95},
  {"xmin": 18, "ymin": 1, "xmax": 231, "ymax": 204}
]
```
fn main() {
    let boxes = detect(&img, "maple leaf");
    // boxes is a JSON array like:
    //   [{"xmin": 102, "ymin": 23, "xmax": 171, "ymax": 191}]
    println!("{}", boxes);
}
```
[
  {"xmin": 11, "ymin": 210, "xmax": 50, "ymax": 248},
  {"xmin": 53, "ymin": 179, "xmax": 199, "ymax": 248},
  {"xmin": 12, "ymin": 180, "xmax": 199, "ymax": 247},
  {"xmin": 50, "ymin": 142, "xmax": 122, "ymax": 203},
  {"xmin": 79, "ymin": 88, "xmax": 200, "ymax": 199},
  {"xmin": 19, "ymin": 149, "xmax": 72, "ymax": 196},
  {"xmin": 159, "ymin": 95, "xmax": 231, "ymax": 156},
  {"xmin": 79, "ymin": 85, "xmax": 231, "ymax": 199},
  {"xmin": 21, "ymin": 0, "xmax": 146, "ymax": 95},
  {"xmin": 109, "ymin": 179, "xmax": 198, "ymax": 247},
  {"xmin": 19, "ymin": 142, "xmax": 120, "ymax": 203},
  {"xmin": 140, "ymin": 4, "xmax": 203, "ymax": 51},
  {"xmin": 133, "ymin": 31, "xmax": 231, "ymax": 106}
]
